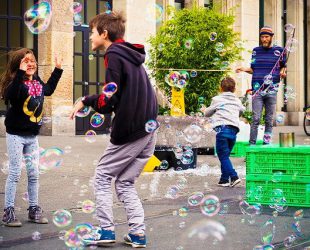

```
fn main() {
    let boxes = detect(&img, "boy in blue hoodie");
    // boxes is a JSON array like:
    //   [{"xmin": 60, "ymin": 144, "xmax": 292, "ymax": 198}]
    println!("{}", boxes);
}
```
[
  {"xmin": 201, "ymin": 77, "xmax": 245, "ymax": 187},
  {"xmin": 70, "ymin": 11, "xmax": 158, "ymax": 248}
]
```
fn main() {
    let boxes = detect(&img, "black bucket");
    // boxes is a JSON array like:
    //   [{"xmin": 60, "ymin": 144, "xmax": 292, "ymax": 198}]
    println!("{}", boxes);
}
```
[{"xmin": 154, "ymin": 145, "xmax": 197, "ymax": 171}]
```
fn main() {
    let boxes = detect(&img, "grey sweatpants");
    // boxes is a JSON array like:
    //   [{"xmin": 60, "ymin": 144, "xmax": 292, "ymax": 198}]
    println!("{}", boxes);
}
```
[
  {"xmin": 249, "ymin": 94, "xmax": 277, "ymax": 144},
  {"xmin": 95, "ymin": 132, "xmax": 156, "ymax": 234}
]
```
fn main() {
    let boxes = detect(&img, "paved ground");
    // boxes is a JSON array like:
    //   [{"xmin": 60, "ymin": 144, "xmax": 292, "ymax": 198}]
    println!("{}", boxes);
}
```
[{"xmin": 0, "ymin": 126, "xmax": 309, "ymax": 249}]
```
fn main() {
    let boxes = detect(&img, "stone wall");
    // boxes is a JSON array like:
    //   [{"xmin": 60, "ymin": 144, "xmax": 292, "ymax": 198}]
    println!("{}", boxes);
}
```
[{"xmin": 38, "ymin": 0, "xmax": 75, "ymax": 135}]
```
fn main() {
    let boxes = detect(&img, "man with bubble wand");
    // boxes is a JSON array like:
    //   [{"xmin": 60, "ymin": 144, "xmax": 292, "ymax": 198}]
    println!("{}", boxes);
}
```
[
  {"xmin": 252, "ymin": 26, "xmax": 295, "ymax": 98},
  {"xmin": 236, "ymin": 26, "xmax": 288, "ymax": 145}
]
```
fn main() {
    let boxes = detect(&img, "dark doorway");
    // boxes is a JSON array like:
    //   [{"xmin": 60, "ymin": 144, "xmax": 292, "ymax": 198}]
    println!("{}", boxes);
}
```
[{"xmin": 73, "ymin": 0, "xmax": 112, "ymax": 135}]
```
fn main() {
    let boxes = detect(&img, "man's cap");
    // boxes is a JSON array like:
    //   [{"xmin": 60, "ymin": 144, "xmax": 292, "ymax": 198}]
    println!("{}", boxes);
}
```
[{"xmin": 260, "ymin": 26, "xmax": 274, "ymax": 36}]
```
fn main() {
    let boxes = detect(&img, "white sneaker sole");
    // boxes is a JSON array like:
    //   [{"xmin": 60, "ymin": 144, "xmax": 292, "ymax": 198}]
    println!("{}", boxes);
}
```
[
  {"xmin": 217, "ymin": 183, "xmax": 230, "ymax": 187},
  {"xmin": 230, "ymin": 179, "xmax": 241, "ymax": 187},
  {"xmin": 84, "ymin": 239, "xmax": 115, "ymax": 245},
  {"xmin": 125, "ymin": 241, "xmax": 146, "ymax": 248}
]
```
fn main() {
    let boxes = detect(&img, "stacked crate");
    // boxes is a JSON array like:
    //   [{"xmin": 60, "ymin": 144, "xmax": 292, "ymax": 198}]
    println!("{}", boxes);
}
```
[{"xmin": 246, "ymin": 145, "xmax": 310, "ymax": 207}]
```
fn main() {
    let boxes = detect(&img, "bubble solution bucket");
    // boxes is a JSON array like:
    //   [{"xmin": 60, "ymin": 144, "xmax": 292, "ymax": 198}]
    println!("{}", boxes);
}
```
[{"xmin": 279, "ymin": 132, "xmax": 295, "ymax": 147}]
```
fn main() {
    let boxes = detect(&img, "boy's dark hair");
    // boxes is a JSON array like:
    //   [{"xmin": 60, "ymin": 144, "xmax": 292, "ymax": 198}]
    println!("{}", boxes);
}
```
[
  {"xmin": 89, "ymin": 11, "xmax": 126, "ymax": 42},
  {"xmin": 220, "ymin": 77, "xmax": 236, "ymax": 92}
]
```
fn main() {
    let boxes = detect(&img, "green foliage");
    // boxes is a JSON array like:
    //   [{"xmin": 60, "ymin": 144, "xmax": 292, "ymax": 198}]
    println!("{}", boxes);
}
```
[{"xmin": 147, "ymin": 6, "xmax": 243, "ymax": 114}]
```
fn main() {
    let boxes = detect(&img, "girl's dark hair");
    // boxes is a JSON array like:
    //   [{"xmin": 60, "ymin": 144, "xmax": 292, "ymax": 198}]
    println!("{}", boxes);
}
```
[
  {"xmin": 0, "ymin": 48, "xmax": 35, "ymax": 100},
  {"xmin": 221, "ymin": 76, "xmax": 236, "ymax": 92},
  {"xmin": 89, "ymin": 11, "xmax": 126, "ymax": 42}
]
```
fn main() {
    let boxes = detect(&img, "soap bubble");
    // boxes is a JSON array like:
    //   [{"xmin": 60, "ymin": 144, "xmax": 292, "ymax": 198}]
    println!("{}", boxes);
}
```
[
  {"xmin": 73, "ymin": 13, "xmax": 83, "ymax": 26},
  {"xmin": 74, "ymin": 97, "xmax": 91, "ymax": 118},
  {"xmin": 102, "ymin": 82, "xmax": 118, "ymax": 97},
  {"xmin": 293, "ymin": 209, "xmax": 304, "ymax": 220},
  {"xmin": 166, "ymin": 185, "xmax": 180, "ymax": 199},
  {"xmin": 274, "ymin": 50, "xmax": 281, "ymax": 57},
  {"xmin": 284, "ymin": 23, "xmax": 295, "ymax": 33},
  {"xmin": 53, "ymin": 209, "xmax": 72, "ymax": 227},
  {"xmin": 166, "ymin": 71, "xmax": 181, "ymax": 87},
  {"xmin": 190, "ymin": 70, "xmax": 197, "ymax": 78},
  {"xmin": 90, "ymin": 113, "xmax": 105, "ymax": 128},
  {"xmin": 85, "ymin": 130, "xmax": 97, "ymax": 143},
  {"xmin": 239, "ymin": 200, "xmax": 262, "ymax": 216},
  {"xmin": 283, "ymin": 235, "xmax": 296, "ymax": 247},
  {"xmin": 286, "ymin": 38, "xmax": 298, "ymax": 53},
  {"xmin": 24, "ymin": 2, "xmax": 52, "ymax": 34},
  {"xmin": 215, "ymin": 42, "xmax": 224, "ymax": 52},
  {"xmin": 260, "ymin": 219, "xmax": 275, "ymax": 245},
  {"xmin": 184, "ymin": 38, "xmax": 194, "ymax": 49},
  {"xmin": 209, "ymin": 32, "xmax": 217, "ymax": 41},
  {"xmin": 64, "ymin": 228, "xmax": 84, "ymax": 248},
  {"xmin": 82, "ymin": 200, "xmax": 95, "ymax": 214},
  {"xmin": 188, "ymin": 192, "xmax": 204, "ymax": 206},
  {"xmin": 178, "ymin": 207, "xmax": 189, "ymax": 217},
  {"xmin": 187, "ymin": 220, "xmax": 226, "ymax": 241},
  {"xmin": 159, "ymin": 160, "xmax": 169, "ymax": 170},
  {"xmin": 145, "ymin": 120, "xmax": 159, "ymax": 133},
  {"xmin": 32, "ymin": 231, "xmax": 41, "ymax": 241},
  {"xmin": 200, "ymin": 195, "xmax": 220, "ymax": 217},
  {"xmin": 70, "ymin": 2, "xmax": 83, "ymax": 14},
  {"xmin": 183, "ymin": 124, "xmax": 202, "ymax": 144},
  {"xmin": 40, "ymin": 147, "xmax": 64, "ymax": 170}
]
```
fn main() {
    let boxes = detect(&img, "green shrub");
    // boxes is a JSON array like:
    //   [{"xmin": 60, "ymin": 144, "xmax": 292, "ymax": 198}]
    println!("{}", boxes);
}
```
[{"xmin": 147, "ymin": 5, "xmax": 243, "ymax": 114}]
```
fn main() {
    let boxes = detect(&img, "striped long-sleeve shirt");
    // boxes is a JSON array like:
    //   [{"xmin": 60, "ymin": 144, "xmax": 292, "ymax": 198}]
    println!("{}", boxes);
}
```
[{"xmin": 250, "ymin": 46, "xmax": 286, "ymax": 93}]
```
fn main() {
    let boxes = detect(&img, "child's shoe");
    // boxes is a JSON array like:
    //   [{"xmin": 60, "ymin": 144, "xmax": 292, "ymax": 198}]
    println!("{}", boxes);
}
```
[
  {"xmin": 230, "ymin": 177, "xmax": 241, "ymax": 187},
  {"xmin": 28, "ymin": 205, "xmax": 48, "ymax": 224},
  {"xmin": 2, "ymin": 207, "xmax": 22, "ymax": 227},
  {"xmin": 83, "ymin": 229, "xmax": 115, "ymax": 246},
  {"xmin": 217, "ymin": 180, "xmax": 230, "ymax": 187},
  {"xmin": 124, "ymin": 233, "xmax": 147, "ymax": 248}
]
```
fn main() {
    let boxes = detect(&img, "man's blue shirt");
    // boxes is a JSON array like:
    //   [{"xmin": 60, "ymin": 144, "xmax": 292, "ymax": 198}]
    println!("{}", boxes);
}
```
[{"xmin": 251, "ymin": 46, "xmax": 286, "ymax": 93}]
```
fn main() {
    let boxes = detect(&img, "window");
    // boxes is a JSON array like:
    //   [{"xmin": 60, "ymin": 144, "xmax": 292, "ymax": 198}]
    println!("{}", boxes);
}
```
[
  {"xmin": 204, "ymin": 0, "xmax": 213, "ymax": 8},
  {"xmin": 74, "ymin": 0, "xmax": 112, "ymax": 135},
  {"xmin": 175, "ymin": 0, "xmax": 185, "ymax": 10},
  {"xmin": 0, "ymin": 0, "xmax": 37, "ymax": 114}
]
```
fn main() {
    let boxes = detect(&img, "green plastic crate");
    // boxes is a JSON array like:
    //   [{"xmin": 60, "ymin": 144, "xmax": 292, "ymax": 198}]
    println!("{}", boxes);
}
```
[
  {"xmin": 246, "ymin": 145, "xmax": 310, "ymax": 175},
  {"xmin": 246, "ymin": 174, "xmax": 310, "ymax": 207},
  {"xmin": 215, "ymin": 140, "xmax": 263, "ymax": 157}
]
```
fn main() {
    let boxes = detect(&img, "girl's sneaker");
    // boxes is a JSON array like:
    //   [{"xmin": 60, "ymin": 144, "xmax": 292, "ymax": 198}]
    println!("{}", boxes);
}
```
[
  {"xmin": 83, "ymin": 229, "xmax": 116, "ymax": 246},
  {"xmin": 2, "ymin": 207, "xmax": 22, "ymax": 227},
  {"xmin": 28, "ymin": 205, "xmax": 48, "ymax": 224},
  {"xmin": 124, "ymin": 233, "xmax": 147, "ymax": 248}
]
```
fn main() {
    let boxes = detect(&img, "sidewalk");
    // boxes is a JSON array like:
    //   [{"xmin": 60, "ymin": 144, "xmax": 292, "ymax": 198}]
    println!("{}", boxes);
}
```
[{"xmin": 0, "ymin": 126, "xmax": 309, "ymax": 249}]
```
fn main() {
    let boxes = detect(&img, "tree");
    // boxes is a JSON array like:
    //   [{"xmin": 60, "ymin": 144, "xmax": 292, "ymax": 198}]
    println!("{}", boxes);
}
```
[{"xmin": 147, "ymin": 5, "xmax": 243, "ymax": 114}]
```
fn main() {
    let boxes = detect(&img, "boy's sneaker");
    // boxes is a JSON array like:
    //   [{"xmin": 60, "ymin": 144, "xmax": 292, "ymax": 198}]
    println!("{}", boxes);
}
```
[
  {"xmin": 28, "ymin": 205, "xmax": 48, "ymax": 224},
  {"xmin": 124, "ymin": 233, "xmax": 147, "ymax": 248},
  {"xmin": 230, "ymin": 177, "xmax": 241, "ymax": 187},
  {"xmin": 217, "ymin": 180, "xmax": 230, "ymax": 187},
  {"xmin": 83, "ymin": 229, "xmax": 115, "ymax": 246},
  {"xmin": 2, "ymin": 207, "xmax": 22, "ymax": 227}
]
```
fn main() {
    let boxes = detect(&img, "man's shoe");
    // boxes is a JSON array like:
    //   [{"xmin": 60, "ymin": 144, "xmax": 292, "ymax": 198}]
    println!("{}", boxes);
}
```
[
  {"xmin": 28, "ymin": 205, "xmax": 48, "ymax": 224},
  {"xmin": 217, "ymin": 180, "xmax": 230, "ymax": 187},
  {"xmin": 124, "ymin": 233, "xmax": 147, "ymax": 248},
  {"xmin": 2, "ymin": 207, "xmax": 22, "ymax": 227},
  {"xmin": 83, "ymin": 229, "xmax": 115, "ymax": 246},
  {"xmin": 230, "ymin": 177, "xmax": 241, "ymax": 187}
]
